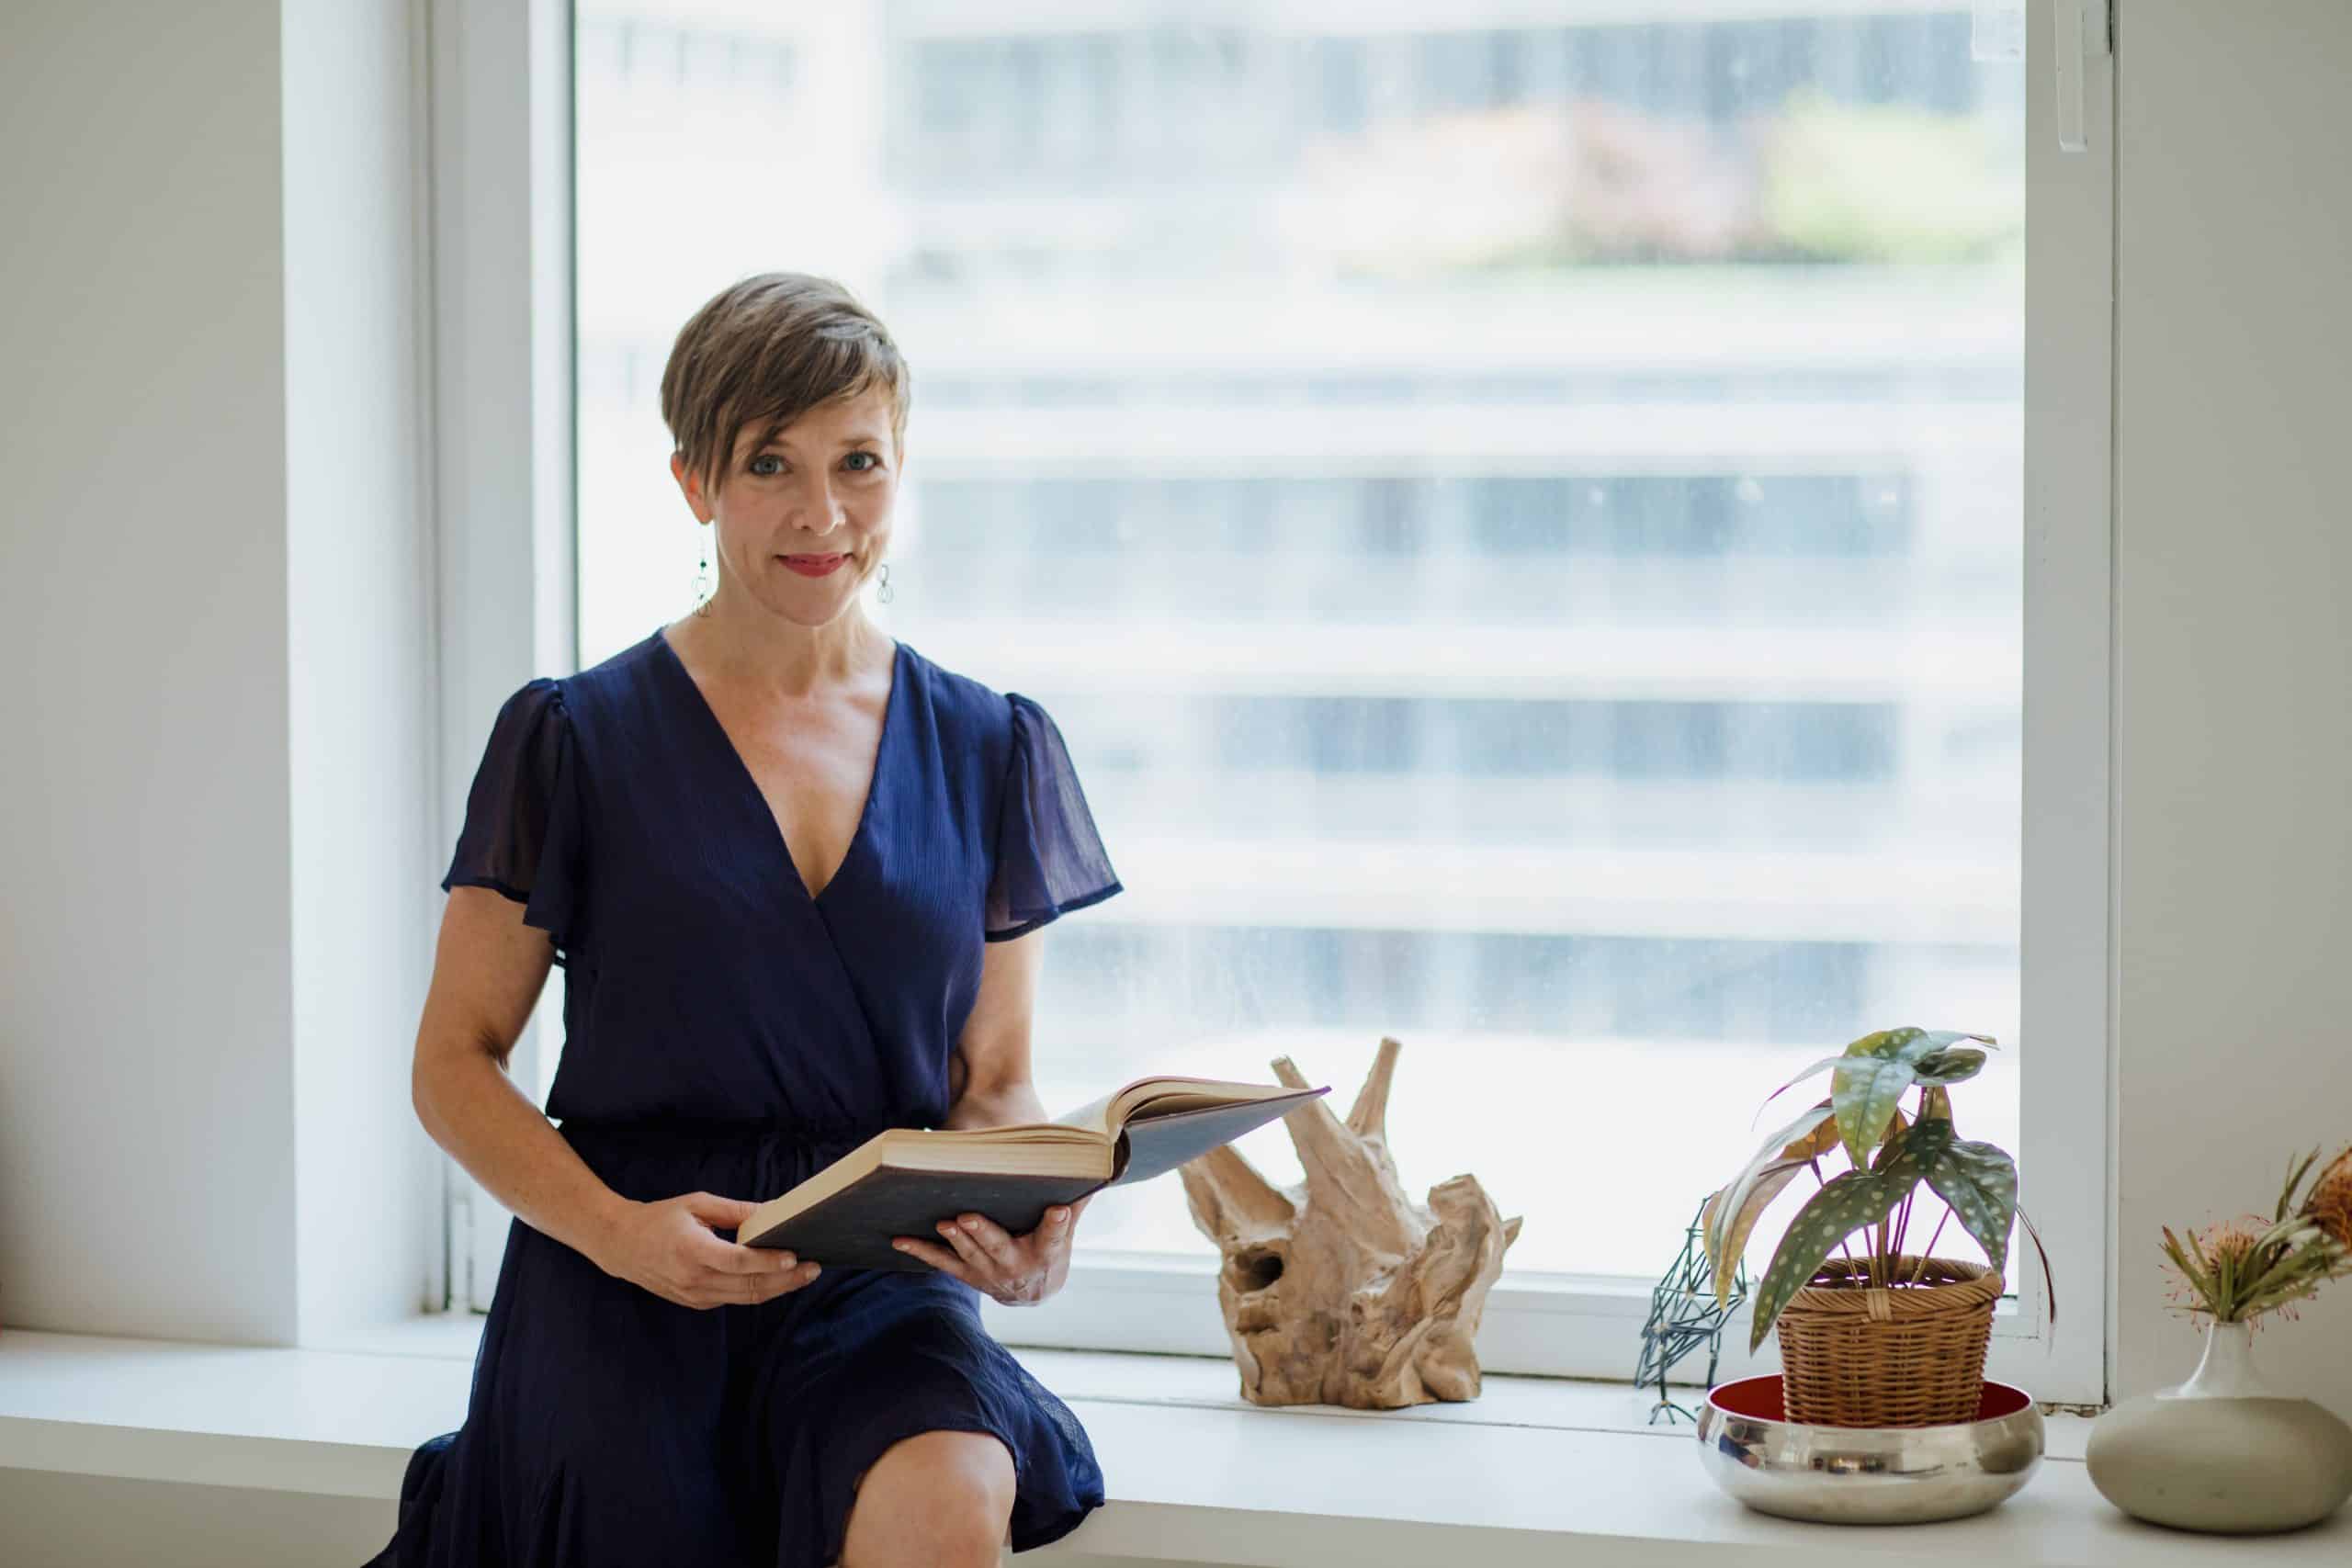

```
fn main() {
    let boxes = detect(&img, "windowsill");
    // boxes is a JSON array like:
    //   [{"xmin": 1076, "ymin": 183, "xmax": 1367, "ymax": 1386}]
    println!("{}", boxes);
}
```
[{"xmin": 2, "ymin": 1319, "xmax": 2343, "ymax": 1565}]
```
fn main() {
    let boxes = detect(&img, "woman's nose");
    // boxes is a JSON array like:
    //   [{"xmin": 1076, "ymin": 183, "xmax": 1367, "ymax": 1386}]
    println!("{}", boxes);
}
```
[{"xmin": 793, "ymin": 478, "xmax": 846, "ymax": 534}]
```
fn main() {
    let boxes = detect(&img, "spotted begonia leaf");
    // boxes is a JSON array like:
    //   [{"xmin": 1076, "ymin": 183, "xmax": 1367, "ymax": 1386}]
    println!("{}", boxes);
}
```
[
  {"xmin": 1705, "ymin": 1100, "xmax": 1836, "ymax": 1275},
  {"xmin": 1749, "ymin": 1166, "xmax": 1917, "ymax": 1352},
  {"xmin": 1708, "ymin": 1157, "xmax": 1810, "ymax": 1306},
  {"xmin": 1830, "ymin": 1029, "xmax": 1988, "ymax": 1167},
  {"xmin": 1913, "ymin": 1046, "xmax": 1990, "ymax": 1087},
  {"xmin": 1910, "ymin": 1118, "xmax": 2018, "ymax": 1280},
  {"xmin": 1775, "ymin": 1102, "xmax": 1843, "ymax": 1163},
  {"xmin": 1762, "ymin": 1055, "xmax": 1850, "ymax": 1109}
]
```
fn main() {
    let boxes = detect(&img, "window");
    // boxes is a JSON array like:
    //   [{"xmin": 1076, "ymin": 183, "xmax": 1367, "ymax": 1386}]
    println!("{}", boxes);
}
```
[{"xmin": 532, "ymin": 0, "xmax": 2109, "ymax": 1394}]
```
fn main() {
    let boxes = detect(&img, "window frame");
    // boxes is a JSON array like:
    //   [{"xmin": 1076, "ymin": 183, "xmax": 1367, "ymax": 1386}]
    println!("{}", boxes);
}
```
[
  {"xmin": 427, "ymin": 0, "xmax": 580, "ymax": 1311},
  {"xmin": 440, "ymin": 0, "xmax": 2114, "ymax": 1399}
]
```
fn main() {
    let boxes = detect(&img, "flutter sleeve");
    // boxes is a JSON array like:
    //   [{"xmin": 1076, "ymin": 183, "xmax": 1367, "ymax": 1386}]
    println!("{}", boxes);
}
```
[
  {"xmin": 985, "ymin": 692, "xmax": 1124, "ymax": 942},
  {"xmin": 441, "ymin": 676, "xmax": 587, "ymax": 964}
]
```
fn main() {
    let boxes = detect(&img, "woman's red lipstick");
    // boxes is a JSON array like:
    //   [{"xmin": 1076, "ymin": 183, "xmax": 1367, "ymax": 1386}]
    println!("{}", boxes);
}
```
[{"xmin": 781, "ymin": 554, "xmax": 845, "ymax": 577}]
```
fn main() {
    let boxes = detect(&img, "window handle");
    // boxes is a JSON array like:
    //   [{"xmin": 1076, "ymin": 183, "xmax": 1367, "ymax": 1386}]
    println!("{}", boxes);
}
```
[{"xmin": 2055, "ymin": 0, "xmax": 2111, "ymax": 152}]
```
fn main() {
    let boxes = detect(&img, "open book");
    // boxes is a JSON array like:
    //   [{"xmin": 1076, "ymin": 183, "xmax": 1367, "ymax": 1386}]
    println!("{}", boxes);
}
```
[{"xmin": 737, "ymin": 1074, "xmax": 1329, "ymax": 1270}]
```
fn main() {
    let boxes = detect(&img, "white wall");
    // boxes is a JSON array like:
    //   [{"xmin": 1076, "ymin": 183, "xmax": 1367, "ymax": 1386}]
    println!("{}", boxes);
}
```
[
  {"xmin": 0, "ymin": 0, "xmax": 301, "ymax": 1344},
  {"xmin": 0, "ymin": 0, "xmax": 439, "ymax": 1345},
  {"xmin": 2110, "ymin": 0, "xmax": 2352, "ymax": 1409}
]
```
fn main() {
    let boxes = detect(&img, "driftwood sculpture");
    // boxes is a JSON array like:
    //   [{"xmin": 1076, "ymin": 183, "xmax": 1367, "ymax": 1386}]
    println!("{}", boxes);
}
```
[{"xmin": 1178, "ymin": 1036, "xmax": 1523, "ymax": 1408}]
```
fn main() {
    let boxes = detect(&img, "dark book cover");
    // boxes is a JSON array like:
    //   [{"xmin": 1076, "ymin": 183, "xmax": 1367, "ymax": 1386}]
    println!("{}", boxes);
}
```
[
  {"xmin": 736, "ymin": 1165, "xmax": 1112, "ymax": 1272},
  {"xmin": 737, "ymin": 1087, "xmax": 1327, "ymax": 1273},
  {"xmin": 1103, "ymin": 1087, "xmax": 1327, "ymax": 1188}
]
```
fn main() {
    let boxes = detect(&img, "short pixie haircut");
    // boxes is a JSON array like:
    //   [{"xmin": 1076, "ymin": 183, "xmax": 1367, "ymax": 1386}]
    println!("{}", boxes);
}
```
[{"xmin": 659, "ymin": 272, "xmax": 910, "ymax": 499}]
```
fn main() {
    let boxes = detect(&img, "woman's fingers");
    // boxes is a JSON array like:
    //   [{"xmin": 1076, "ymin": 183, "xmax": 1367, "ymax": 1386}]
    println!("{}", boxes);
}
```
[
  {"xmin": 889, "ymin": 1206, "xmax": 1083, "ymax": 1305},
  {"xmin": 702, "ymin": 1238, "xmax": 814, "ymax": 1306},
  {"xmin": 922, "ymin": 1219, "xmax": 1024, "ymax": 1301},
  {"xmin": 709, "ymin": 1258, "xmax": 815, "ymax": 1307},
  {"xmin": 763, "ymin": 1261, "xmax": 820, "ymax": 1302},
  {"xmin": 942, "ymin": 1213, "xmax": 1023, "ymax": 1271},
  {"xmin": 718, "ymin": 1242, "xmax": 798, "ymax": 1274},
  {"xmin": 934, "ymin": 1217, "xmax": 1000, "ymax": 1279},
  {"xmin": 892, "ymin": 1236, "xmax": 970, "ymax": 1283}
]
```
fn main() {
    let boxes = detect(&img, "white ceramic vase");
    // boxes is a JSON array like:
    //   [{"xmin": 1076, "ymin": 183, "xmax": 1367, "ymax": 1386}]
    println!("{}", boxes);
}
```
[{"xmin": 2086, "ymin": 1320, "xmax": 2352, "ymax": 1533}]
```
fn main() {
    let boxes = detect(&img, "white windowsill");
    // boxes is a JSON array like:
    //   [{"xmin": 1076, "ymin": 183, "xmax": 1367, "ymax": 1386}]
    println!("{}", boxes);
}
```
[{"xmin": 1, "ymin": 1319, "xmax": 2342, "ymax": 1566}]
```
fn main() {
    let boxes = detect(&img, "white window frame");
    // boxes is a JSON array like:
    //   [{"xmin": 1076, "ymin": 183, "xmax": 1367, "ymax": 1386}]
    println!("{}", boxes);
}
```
[
  {"xmin": 425, "ymin": 0, "xmax": 579, "ymax": 1311},
  {"xmin": 432, "ymin": 0, "xmax": 2116, "ymax": 1401}
]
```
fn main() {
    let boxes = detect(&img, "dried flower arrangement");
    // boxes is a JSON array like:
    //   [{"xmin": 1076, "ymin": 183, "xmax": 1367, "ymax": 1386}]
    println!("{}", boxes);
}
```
[{"xmin": 2160, "ymin": 1147, "xmax": 2352, "ymax": 1327}]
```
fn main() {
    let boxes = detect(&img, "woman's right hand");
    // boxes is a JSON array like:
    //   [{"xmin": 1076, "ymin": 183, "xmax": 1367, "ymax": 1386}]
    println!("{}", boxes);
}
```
[{"xmin": 592, "ymin": 1191, "xmax": 823, "ymax": 1309}]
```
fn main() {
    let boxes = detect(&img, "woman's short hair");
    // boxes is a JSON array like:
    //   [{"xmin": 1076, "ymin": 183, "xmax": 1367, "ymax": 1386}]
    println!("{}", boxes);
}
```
[{"xmin": 659, "ymin": 272, "xmax": 910, "ymax": 499}]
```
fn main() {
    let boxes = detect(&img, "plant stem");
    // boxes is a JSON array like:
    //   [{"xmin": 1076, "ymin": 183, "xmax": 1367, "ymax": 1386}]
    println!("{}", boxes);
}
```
[{"xmin": 1909, "ymin": 1208, "xmax": 1952, "ymax": 1285}]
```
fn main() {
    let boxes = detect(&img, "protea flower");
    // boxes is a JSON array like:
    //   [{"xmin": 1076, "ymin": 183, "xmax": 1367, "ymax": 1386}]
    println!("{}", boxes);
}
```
[
  {"xmin": 2161, "ymin": 1146, "xmax": 2352, "ymax": 1327},
  {"xmin": 2303, "ymin": 1147, "xmax": 2352, "ymax": 1250}
]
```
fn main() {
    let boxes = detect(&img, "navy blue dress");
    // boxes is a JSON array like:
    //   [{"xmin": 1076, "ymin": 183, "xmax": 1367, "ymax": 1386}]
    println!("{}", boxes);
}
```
[{"xmin": 366, "ymin": 626, "xmax": 1124, "ymax": 1567}]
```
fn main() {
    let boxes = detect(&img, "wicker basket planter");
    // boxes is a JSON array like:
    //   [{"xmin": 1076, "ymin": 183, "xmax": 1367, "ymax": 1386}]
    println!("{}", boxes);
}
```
[{"xmin": 1776, "ymin": 1256, "xmax": 2004, "ymax": 1427}]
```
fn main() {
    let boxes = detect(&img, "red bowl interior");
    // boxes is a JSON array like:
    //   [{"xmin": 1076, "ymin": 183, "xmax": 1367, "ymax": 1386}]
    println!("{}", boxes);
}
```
[{"xmin": 1709, "ymin": 1374, "xmax": 2031, "ymax": 1425}]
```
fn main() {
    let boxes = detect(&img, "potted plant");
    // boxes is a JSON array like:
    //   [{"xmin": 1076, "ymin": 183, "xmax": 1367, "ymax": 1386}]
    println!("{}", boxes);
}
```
[{"xmin": 1701, "ymin": 1026, "xmax": 2052, "ymax": 1428}]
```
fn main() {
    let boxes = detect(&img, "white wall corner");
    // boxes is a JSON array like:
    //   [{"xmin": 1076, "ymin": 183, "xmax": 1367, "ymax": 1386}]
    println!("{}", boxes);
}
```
[{"xmin": 2109, "ymin": 0, "xmax": 2352, "ymax": 1414}]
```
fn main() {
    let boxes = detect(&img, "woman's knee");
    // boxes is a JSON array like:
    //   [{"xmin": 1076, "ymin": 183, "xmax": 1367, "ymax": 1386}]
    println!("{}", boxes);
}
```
[{"xmin": 842, "ymin": 1428, "xmax": 1015, "ymax": 1563}]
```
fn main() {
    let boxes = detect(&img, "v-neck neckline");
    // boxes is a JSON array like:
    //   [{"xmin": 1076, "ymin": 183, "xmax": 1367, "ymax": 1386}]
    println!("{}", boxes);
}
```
[{"xmin": 651, "ymin": 626, "xmax": 904, "ymax": 908}]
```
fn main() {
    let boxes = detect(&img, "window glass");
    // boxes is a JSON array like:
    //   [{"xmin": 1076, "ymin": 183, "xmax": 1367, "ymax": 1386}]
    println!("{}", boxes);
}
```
[{"xmin": 576, "ymin": 1, "xmax": 2024, "ymax": 1280}]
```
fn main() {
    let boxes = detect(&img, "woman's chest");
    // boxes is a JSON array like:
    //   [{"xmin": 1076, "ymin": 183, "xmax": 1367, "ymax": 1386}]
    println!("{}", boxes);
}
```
[
  {"xmin": 721, "ymin": 702, "xmax": 885, "ymax": 904},
  {"xmin": 582, "ymin": 696, "xmax": 991, "ymax": 968}
]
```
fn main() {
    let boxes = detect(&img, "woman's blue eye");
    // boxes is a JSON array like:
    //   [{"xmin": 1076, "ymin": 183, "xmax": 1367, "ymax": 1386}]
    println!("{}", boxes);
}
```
[{"xmin": 750, "ymin": 453, "xmax": 876, "ymax": 476}]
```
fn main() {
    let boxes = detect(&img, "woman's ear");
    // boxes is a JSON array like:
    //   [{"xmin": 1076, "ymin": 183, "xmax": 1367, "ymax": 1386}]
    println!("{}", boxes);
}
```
[{"xmin": 668, "ymin": 449, "xmax": 707, "ymax": 522}]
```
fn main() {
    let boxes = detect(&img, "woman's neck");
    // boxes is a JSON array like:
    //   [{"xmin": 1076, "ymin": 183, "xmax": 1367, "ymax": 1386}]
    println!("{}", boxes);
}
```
[{"xmin": 667, "ymin": 599, "xmax": 888, "ymax": 701}]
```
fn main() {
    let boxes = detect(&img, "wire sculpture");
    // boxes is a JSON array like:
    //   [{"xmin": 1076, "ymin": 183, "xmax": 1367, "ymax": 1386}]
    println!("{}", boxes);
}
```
[{"xmin": 1634, "ymin": 1197, "xmax": 1749, "ymax": 1425}]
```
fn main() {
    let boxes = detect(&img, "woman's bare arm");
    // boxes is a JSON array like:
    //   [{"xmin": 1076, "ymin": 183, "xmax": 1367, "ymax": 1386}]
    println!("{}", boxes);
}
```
[
  {"xmin": 899, "ymin": 926, "xmax": 1091, "ymax": 1300},
  {"xmin": 411, "ymin": 886, "xmax": 631, "ymax": 1264},
  {"xmin": 415, "ymin": 887, "xmax": 820, "ymax": 1307},
  {"xmin": 942, "ymin": 927, "xmax": 1052, "ymax": 1129}
]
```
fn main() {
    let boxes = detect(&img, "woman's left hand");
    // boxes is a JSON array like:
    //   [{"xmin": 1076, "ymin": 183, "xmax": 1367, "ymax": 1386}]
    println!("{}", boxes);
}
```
[{"xmin": 892, "ymin": 1194, "xmax": 1091, "ymax": 1306}]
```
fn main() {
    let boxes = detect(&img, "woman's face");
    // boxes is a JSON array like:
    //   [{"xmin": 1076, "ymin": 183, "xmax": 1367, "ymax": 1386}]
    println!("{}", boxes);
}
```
[{"xmin": 671, "ymin": 385, "xmax": 903, "ymax": 627}]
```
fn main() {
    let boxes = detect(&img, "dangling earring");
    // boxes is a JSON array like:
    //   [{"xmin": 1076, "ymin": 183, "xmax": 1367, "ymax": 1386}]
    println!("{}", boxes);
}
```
[
  {"xmin": 876, "ymin": 561, "xmax": 895, "ymax": 604},
  {"xmin": 692, "ymin": 520, "xmax": 716, "ymax": 616}
]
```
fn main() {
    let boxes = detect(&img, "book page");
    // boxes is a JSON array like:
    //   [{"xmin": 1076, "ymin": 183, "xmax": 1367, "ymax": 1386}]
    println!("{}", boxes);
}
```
[
  {"xmin": 1055, "ymin": 1075, "xmax": 1320, "ymax": 1138},
  {"xmin": 1057, "ymin": 1077, "xmax": 1242, "ymax": 1135},
  {"xmin": 1052, "ymin": 1089, "xmax": 1122, "ymax": 1139},
  {"xmin": 1114, "ymin": 1077, "xmax": 1310, "ymax": 1123}
]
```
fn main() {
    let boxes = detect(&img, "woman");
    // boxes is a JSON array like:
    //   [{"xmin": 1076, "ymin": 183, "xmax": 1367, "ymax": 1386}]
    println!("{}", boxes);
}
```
[{"xmin": 368, "ymin": 274, "xmax": 1124, "ymax": 1567}]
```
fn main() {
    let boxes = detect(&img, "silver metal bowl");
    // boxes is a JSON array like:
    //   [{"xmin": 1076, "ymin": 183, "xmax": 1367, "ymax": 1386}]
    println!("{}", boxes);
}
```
[{"xmin": 1695, "ymin": 1375, "xmax": 2045, "ymax": 1525}]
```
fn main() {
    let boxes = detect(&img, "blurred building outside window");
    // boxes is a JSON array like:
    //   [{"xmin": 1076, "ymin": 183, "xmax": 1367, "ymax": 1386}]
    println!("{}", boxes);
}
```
[{"xmin": 572, "ymin": 0, "xmax": 2026, "ymax": 1288}]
